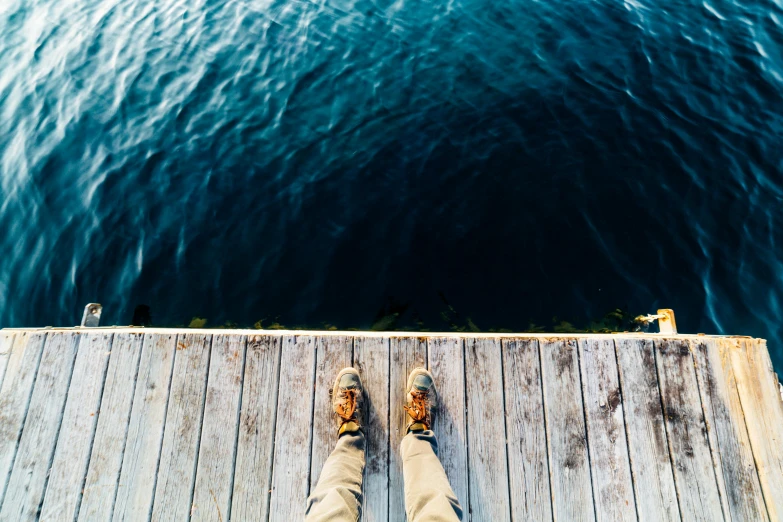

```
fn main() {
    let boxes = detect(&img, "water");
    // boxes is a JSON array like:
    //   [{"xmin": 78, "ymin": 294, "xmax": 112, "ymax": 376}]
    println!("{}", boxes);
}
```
[{"xmin": 1, "ymin": 0, "xmax": 782, "ymax": 370}]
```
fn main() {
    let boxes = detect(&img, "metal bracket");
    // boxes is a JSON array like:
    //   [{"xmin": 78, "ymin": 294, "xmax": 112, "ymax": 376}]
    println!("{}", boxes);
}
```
[{"xmin": 81, "ymin": 303, "xmax": 102, "ymax": 327}]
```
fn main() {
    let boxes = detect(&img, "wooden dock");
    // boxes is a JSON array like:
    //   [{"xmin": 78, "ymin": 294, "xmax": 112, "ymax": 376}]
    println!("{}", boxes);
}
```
[{"xmin": 0, "ymin": 328, "xmax": 781, "ymax": 521}]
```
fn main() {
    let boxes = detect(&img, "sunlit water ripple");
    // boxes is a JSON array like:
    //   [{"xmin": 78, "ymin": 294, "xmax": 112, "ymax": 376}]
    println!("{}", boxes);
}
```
[{"xmin": 1, "ymin": 0, "xmax": 782, "ymax": 370}]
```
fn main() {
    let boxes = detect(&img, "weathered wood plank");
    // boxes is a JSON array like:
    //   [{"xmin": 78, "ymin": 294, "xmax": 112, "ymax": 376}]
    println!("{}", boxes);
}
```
[
  {"xmin": 427, "ymin": 337, "xmax": 468, "ymax": 512},
  {"xmin": 113, "ymin": 333, "xmax": 177, "ymax": 522},
  {"xmin": 579, "ymin": 338, "xmax": 636, "ymax": 521},
  {"xmin": 191, "ymin": 334, "xmax": 247, "ymax": 522},
  {"xmin": 389, "ymin": 337, "xmax": 427, "ymax": 521},
  {"xmin": 40, "ymin": 332, "xmax": 113, "ymax": 521},
  {"xmin": 354, "ymin": 336, "xmax": 389, "ymax": 522},
  {"xmin": 0, "ymin": 332, "xmax": 15, "ymax": 392},
  {"xmin": 614, "ymin": 338, "xmax": 680, "ymax": 522},
  {"xmin": 309, "ymin": 336, "xmax": 353, "ymax": 493},
  {"xmin": 502, "ymin": 338, "xmax": 552, "ymax": 522},
  {"xmin": 0, "ymin": 332, "xmax": 46, "ymax": 506},
  {"xmin": 731, "ymin": 338, "xmax": 783, "ymax": 520},
  {"xmin": 230, "ymin": 335, "xmax": 282, "ymax": 521},
  {"xmin": 655, "ymin": 339, "xmax": 724, "ymax": 522},
  {"xmin": 150, "ymin": 333, "xmax": 212, "ymax": 521},
  {"xmin": 268, "ymin": 335, "xmax": 318, "ymax": 520},
  {"xmin": 540, "ymin": 338, "xmax": 595, "ymax": 522},
  {"xmin": 78, "ymin": 333, "xmax": 144, "ymax": 522},
  {"xmin": 0, "ymin": 332, "xmax": 80, "ymax": 521},
  {"xmin": 692, "ymin": 338, "xmax": 769, "ymax": 521},
  {"xmin": 464, "ymin": 337, "xmax": 511, "ymax": 521}
]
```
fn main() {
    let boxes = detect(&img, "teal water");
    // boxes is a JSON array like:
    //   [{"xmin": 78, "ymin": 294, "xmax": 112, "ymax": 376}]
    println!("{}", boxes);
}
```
[{"xmin": 0, "ymin": 0, "xmax": 782, "ymax": 370}]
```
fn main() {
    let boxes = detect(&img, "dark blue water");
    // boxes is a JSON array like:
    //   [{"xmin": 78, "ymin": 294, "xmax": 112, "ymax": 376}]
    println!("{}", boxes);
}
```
[{"xmin": 1, "ymin": 0, "xmax": 782, "ymax": 368}]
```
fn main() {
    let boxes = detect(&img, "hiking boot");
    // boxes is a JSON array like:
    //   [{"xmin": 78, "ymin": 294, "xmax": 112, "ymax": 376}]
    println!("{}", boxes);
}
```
[
  {"xmin": 405, "ymin": 368, "xmax": 437, "ymax": 432},
  {"xmin": 332, "ymin": 367, "xmax": 364, "ymax": 436}
]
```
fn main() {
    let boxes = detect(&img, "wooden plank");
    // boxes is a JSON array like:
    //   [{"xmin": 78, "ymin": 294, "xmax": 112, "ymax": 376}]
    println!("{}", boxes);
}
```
[
  {"xmin": 268, "ymin": 335, "xmax": 317, "ymax": 519},
  {"xmin": 389, "ymin": 337, "xmax": 426, "ymax": 521},
  {"xmin": 0, "ymin": 332, "xmax": 15, "ymax": 391},
  {"xmin": 540, "ymin": 338, "xmax": 595, "ymax": 522},
  {"xmin": 579, "ymin": 338, "xmax": 636, "ymax": 521},
  {"xmin": 502, "ymin": 338, "xmax": 552, "ymax": 522},
  {"xmin": 692, "ymin": 338, "xmax": 769, "ymax": 521},
  {"xmin": 655, "ymin": 339, "xmax": 724, "ymax": 522},
  {"xmin": 40, "ymin": 332, "xmax": 113, "ymax": 521},
  {"xmin": 112, "ymin": 333, "xmax": 177, "ymax": 522},
  {"xmin": 309, "ymin": 336, "xmax": 353, "ymax": 493},
  {"xmin": 150, "ymin": 333, "xmax": 212, "ymax": 521},
  {"xmin": 731, "ymin": 338, "xmax": 783, "ymax": 520},
  {"xmin": 427, "ymin": 337, "xmax": 468, "ymax": 511},
  {"xmin": 464, "ymin": 337, "xmax": 511, "ymax": 521},
  {"xmin": 191, "ymin": 334, "xmax": 247, "ymax": 522},
  {"xmin": 230, "ymin": 335, "xmax": 282, "ymax": 521},
  {"xmin": 0, "ymin": 332, "xmax": 80, "ymax": 521},
  {"xmin": 78, "ymin": 333, "xmax": 144, "ymax": 522},
  {"xmin": 353, "ymin": 336, "xmax": 389, "ymax": 522},
  {"xmin": 615, "ymin": 338, "xmax": 680, "ymax": 522},
  {"xmin": 0, "ymin": 332, "xmax": 46, "ymax": 506}
]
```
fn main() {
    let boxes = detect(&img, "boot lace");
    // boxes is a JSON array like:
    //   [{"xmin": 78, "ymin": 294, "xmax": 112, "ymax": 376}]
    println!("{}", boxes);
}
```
[
  {"xmin": 335, "ymin": 388, "xmax": 359, "ymax": 426},
  {"xmin": 404, "ymin": 390, "xmax": 430, "ymax": 426}
]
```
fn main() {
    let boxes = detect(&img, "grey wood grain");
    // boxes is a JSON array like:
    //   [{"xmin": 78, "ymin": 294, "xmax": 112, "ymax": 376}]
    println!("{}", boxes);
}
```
[
  {"xmin": 268, "ymin": 335, "xmax": 317, "ymax": 521},
  {"xmin": 730, "ymin": 338, "xmax": 783, "ymax": 520},
  {"xmin": 614, "ymin": 338, "xmax": 680, "ymax": 522},
  {"xmin": 465, "ymin": 337, "xmax": 511, "ymax": 521},
  {"xmin": 540, "ymin": 338, "xmax": 596, "ymax": 522},
  {"xmin": 79, "ymin": 333, "xmax": 144, "ymax": 522},
  {"xmin": 354, "ymin": 336, "xmax": 389, "ymax": 522},
  {"xmin": 0, "ymin": 332, "xmax": 15, "ymax": 392},
  {"xmin": 112, "ymin": 333, "xmax": 177, "ymax": 522},
  {"xmin": 655, "ymin": 339, "xmax": 725, "ymax": 522},
  {"xmin": 0, "ymin": 332, "xmax": 80, "ymax": 521},
  {"xmin": 427, "ymin": 337, "xmax": 468, "ymax": 513},
  {"xmin": 41, "ymin": 332, "xmax": 113, "ymax": 521},
  {"xmin": 0, "ymin": 332, "xmax": 46, "ymax": 506},
  {"xmin": 389, "ymin": 337, "xmax": 427, "ymax": 521},
  {"xmin": 150, "ymin": 333, "xmax": 212, "ymax": 521},
  {"xmin": 191, "ymin": 334, "xmax": 247, "ymax": 522},
  {"xmin": 230, "ymin": 335, "xmax": 282, "ymax": 521},
  {"xmin": 692, "ymin": 338, "xmax": 769, "ymax": 521},
  {"xmin": 579, "ymin": 338, "xmax": 636, "ymax": 521},
  {"xmin": 502, "ymin": 338, "xmax": 552, "ymax": 522},
  {"xmin": 309, "ymin": 336, "xmax": 353, "ymax": 494}
]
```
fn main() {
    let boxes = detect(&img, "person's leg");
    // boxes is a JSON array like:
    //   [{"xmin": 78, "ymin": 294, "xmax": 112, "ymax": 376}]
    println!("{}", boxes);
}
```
[
  {"xmin": 401, "ymin": 368, "xmax": 463, "ymax": 522},
  {"xmin": 305, "ymin": 368, "xmax": 366, "ymax": 522}
]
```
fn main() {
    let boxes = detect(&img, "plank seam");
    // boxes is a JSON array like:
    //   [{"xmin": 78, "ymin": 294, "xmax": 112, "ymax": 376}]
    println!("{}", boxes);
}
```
[
  {"xmin": 226, "ymin": 335, "xmax": 249, "ymax": 521},
  {"xmin": 107, "ymin": 333, "xmax": 146, "ymax": 522},
  {"xmin": 687, "ymin": 340, "xmax": 729, "ymax": 522},
  {"xmin": 263, "ymin": 336, "xmax": 284, "ymax": 522},
  {"xmin": 461, "ymin": 338, "xmax": 472, "ymax": 518},
  {"xmin": 147, "ymin": 333, "xmax": 180, "ymax": 522},
  {"xmin": 576, "ymin": 339, "xmax": 599, "ymax": 522},
  {"xmin": 0, "ymin": 333, "xmax": 15, "ymax": 392},
  {"xmin": 305, "ymin": 336, "xmax": 319, "ymax": 499},
  {"xmin": 612, "ymin": 339, "xmax": 641, "ymax": 522},
  {"xmin": 72, "ymin": 333, "xmax": 115, "ymax": 522},
  {"xmin": 0, "ymin": 332, "xmax": 47, "ymax": 508},
  {"xmin": 536, "ymin": 339, "xmax": 556, "ymax": 521},
  {"xmin": 187, "ymin": 334, "xmax": 215, "ymax": 522},
  {"xmin": 37, "ymin": 333, "xmax": 83, "ymax": 518},
  {"xmin": 499, "ymin": 339, "xmax": 514, "ymax": 521},
  {"xmin": 652, "ymin": 339, "xmax": 686, "ymax": 521},
  {"xmin": 730, "ymin": 340, "xmax": 774, "ymax": 521}
]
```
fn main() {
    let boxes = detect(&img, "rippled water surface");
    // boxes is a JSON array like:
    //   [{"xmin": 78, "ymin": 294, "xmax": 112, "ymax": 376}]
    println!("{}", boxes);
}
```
[{"xmin": 1, "ymin": 0, "xmax": 782, "ymax": 368}]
